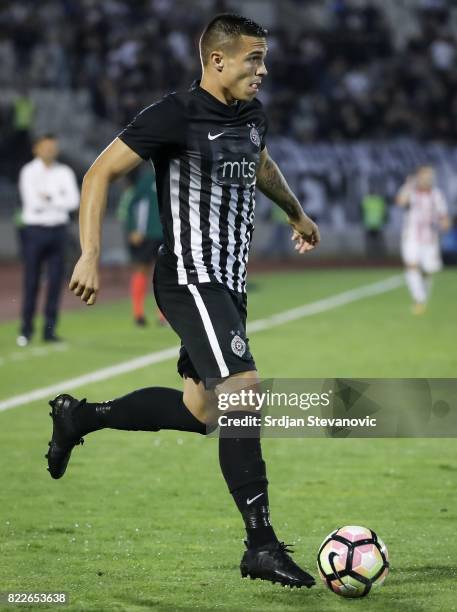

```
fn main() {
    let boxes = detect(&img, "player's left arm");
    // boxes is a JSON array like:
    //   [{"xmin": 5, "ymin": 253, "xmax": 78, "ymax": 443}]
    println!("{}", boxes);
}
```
[
  {"xmin": 256, "ymin": 147, "xmax": 320, "ymax": 252},
  {"xmin": 436, "ymin": 190, "xmax": 451, "ymax": 232},
  {"xmin": 439, "ymin": 212, "xmax": 451, "ymax": 232}
]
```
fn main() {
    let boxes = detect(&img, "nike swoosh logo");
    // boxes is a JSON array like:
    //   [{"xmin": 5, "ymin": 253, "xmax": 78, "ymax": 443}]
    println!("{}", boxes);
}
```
[
  {"xmin": 208, "ymin": 131, "xmax": 224, "ymax": 140},
  {"xmin": 246, "ymin": 493, "xmax": 264, "ymax": 505},
  {"xmin": 328, "ymin": 552, "xmax": 345, "ymax": 586}
]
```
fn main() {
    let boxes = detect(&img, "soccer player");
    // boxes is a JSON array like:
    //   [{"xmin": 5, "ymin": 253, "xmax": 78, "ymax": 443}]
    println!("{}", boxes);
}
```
[
  {"xmin": 117, "ymin": 167, "xmax": 165, "ymax": 326},
  {"xmin": 396, "ymin": 166, "xmax": 450, "ymax": 314},
  {"xmin": 46, "ymin": 14, "xmax": 320, "ymax": 588}
]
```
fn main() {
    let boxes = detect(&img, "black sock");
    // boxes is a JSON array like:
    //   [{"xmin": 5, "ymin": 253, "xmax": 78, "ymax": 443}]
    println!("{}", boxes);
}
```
[
  {"xmin": 218, "ymin": 410, "xmax": 278, "ymax": 549},
  {"xmin": 76, "ymin": 388, "xmax": 207, "ymax": 436}
]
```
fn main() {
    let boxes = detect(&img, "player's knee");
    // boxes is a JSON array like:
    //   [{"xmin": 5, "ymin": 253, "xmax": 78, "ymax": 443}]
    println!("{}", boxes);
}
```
[
  {"xmin": 215, "ymin": 370, "xmax": 261, "ymax": 414},
  {"xmin": 183, "ymin": 389, "xmax": 205, "ymax": 418},
  {"xmin": 183, "ymin": 379, "xmax": 218, "ymax": 424}
]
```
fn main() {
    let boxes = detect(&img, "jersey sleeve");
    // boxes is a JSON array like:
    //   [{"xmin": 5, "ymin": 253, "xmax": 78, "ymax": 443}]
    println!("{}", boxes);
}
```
[
  {"xmin": 260, "ymin": 111, "xmax": 268, "ymax": 151},
  {"xmin": 253, "ymin": 101, "xmax": 268, "ymax": 151},
  {"xmin": 118, "ymin": 94, "xmax": 184, "ymax": 161}
]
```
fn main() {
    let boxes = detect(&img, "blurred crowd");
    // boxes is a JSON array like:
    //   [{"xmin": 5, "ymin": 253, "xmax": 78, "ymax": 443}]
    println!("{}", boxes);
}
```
[
  {"xmin": 272, "ymin": 1, "xmax": 457, "ymax": 142},
  {"xmin": 1, "ymin": 0, "xmax": 457, "ymax": 142}
]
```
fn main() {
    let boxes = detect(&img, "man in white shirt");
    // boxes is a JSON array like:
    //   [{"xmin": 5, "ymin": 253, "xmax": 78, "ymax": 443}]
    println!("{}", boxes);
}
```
[
  {"xmin": 396, "ymin": 166, "xmax": 450, "ymax": 314},
  {"xmin": 17, "ymin": 134, "xmax": 79, "ymax": 346}
]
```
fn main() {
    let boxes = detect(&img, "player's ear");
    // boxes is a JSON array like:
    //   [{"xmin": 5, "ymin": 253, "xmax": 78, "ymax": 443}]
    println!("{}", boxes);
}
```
[{"xmin": 210, "ymin": 51, "xmax": 224, "ymax": 72}]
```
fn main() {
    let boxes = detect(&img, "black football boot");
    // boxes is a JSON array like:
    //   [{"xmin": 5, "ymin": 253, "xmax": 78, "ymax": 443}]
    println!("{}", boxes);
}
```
[
  {"xmin": 46, "ymin": 394, "xmax": 86, "ymax": 479},
  {"xmin": 240, "ymin": 541, "xmax": 316, "ymax": 588}
]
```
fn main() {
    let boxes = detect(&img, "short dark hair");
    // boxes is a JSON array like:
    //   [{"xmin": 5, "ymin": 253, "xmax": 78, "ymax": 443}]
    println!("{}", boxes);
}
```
[
  {"xmin": 200, "ymin": 13, "xmax": 267, "ymax": 66},
  {"xmin": 33, "ymin": 133, "xmax": 57, "ymax": 144}
]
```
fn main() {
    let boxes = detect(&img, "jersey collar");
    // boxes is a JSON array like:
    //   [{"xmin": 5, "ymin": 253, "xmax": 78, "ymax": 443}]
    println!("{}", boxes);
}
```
[{"xmin": 190, "ymin": 79, "xmax": 241, "ymax": 115}]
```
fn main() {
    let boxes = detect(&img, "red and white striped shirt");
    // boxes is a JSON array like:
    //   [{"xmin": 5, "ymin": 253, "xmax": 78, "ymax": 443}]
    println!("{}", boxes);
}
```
[{"xmin": 402, "ymin": 188, "xmax": 448, "ymax": 244}]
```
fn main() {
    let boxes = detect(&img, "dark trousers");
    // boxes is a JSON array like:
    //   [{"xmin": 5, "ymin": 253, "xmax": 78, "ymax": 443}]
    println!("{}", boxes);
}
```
[
  {"xmin": 365, "ymin": 229, "xmax": 386, "ymax": 259},
  {"xmin": 20, "ymin": 225, "xmax": 66, "ymax": 338}
]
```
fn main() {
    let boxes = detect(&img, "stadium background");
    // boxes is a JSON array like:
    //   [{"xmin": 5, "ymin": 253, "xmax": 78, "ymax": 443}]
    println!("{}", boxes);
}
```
[{"xmin": 1, "ymin": 1, "xmax": 456, "ymax": 611}]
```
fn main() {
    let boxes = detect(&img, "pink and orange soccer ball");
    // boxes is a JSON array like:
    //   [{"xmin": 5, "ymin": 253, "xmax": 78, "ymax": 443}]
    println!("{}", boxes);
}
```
[{"xmin": 317, "ymin": 525, "xmax": 389, "ymax": 598}]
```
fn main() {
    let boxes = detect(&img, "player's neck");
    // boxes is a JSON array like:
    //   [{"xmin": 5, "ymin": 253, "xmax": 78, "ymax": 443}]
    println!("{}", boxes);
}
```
[{"xmin": 200, "ymin": 75, "xmax": 237, "ymax": 106}]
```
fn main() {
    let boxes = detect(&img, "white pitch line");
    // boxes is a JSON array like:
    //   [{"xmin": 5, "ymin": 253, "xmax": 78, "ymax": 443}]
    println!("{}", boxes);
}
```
[
  {"xmin": 0, "ymin": 346, "xmax": 180, "ymax": 413},
  {"xmin": 0, "ymin": 343, "xmax": 69, "ymax": 367},
  {"xmin": 247, "ymin": 274, "xmax": 404, "ymax": 333},
  {"xmin": 0, "ymin": 275, "xmax": 403, "ymax": 413}
]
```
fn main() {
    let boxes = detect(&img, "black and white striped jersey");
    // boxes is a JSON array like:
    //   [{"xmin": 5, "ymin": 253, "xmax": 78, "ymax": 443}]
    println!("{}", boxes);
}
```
[{"xmin": 119, "ymin": 80, "xmax": 268, "ymax": 294}]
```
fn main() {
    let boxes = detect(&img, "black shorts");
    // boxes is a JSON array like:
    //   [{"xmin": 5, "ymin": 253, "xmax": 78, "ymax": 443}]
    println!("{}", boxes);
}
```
[
  {"xmin": 128, "ymin": 238, "xmax": 161, "ymax": 264},
  {"xmin": 153, "ymin": 249, "xmax": 256, "ymax": 389}
]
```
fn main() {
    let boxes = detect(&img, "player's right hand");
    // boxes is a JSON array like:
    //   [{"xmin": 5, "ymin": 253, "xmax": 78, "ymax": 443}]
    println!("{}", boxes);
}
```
[{"xmin": 69, "ymin": 254, "xmax": 99, "ymax": 306}]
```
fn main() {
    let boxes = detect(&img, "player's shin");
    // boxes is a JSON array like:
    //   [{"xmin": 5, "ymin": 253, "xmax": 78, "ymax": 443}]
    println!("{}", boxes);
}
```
[
  {"xmin": 218, "ymin": 410, "xmax": 278, "ymax": 549},
  {"xmin": 405, "ymin": 268, "xmax": 426, "ymax": 304},
  {"xmin": 77, "ymin": 388, "xmax": 207, "ymax": 435},
  {"xmin": 131, "ymin": 270, "xmax": 148, "ymax": 319},
  {"xmin": 424, "ymin": 273, "xmax": 433, "ymax": 300}
]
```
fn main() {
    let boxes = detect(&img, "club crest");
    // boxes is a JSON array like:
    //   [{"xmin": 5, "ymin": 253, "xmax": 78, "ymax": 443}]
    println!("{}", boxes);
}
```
[
  {"xmin": 231, "ymin": 334, "xmax": 246, "ymax": 357},
  {"xmin": 249, "ymin": 125, "xmax": 261, "ymax": 147}
]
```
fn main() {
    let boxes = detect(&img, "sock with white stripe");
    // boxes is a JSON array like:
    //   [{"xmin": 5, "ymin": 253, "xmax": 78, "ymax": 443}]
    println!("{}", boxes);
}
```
[
  {"xmin": 405, "ymin": 268, "xmax": 426, "ymax": 304},
  {"xmin": 76, "ymin": 388, "xmax": 207, "ymax": 435},
  {"xmin": 219, "ymin": 410, "xmax": 278, "ymax": 549}
]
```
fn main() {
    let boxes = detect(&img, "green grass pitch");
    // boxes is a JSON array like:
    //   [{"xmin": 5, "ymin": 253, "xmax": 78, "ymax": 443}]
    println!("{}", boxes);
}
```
[{"xmin": 0, "ymin": 268, "xmax": 456, "ymax": 611}]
